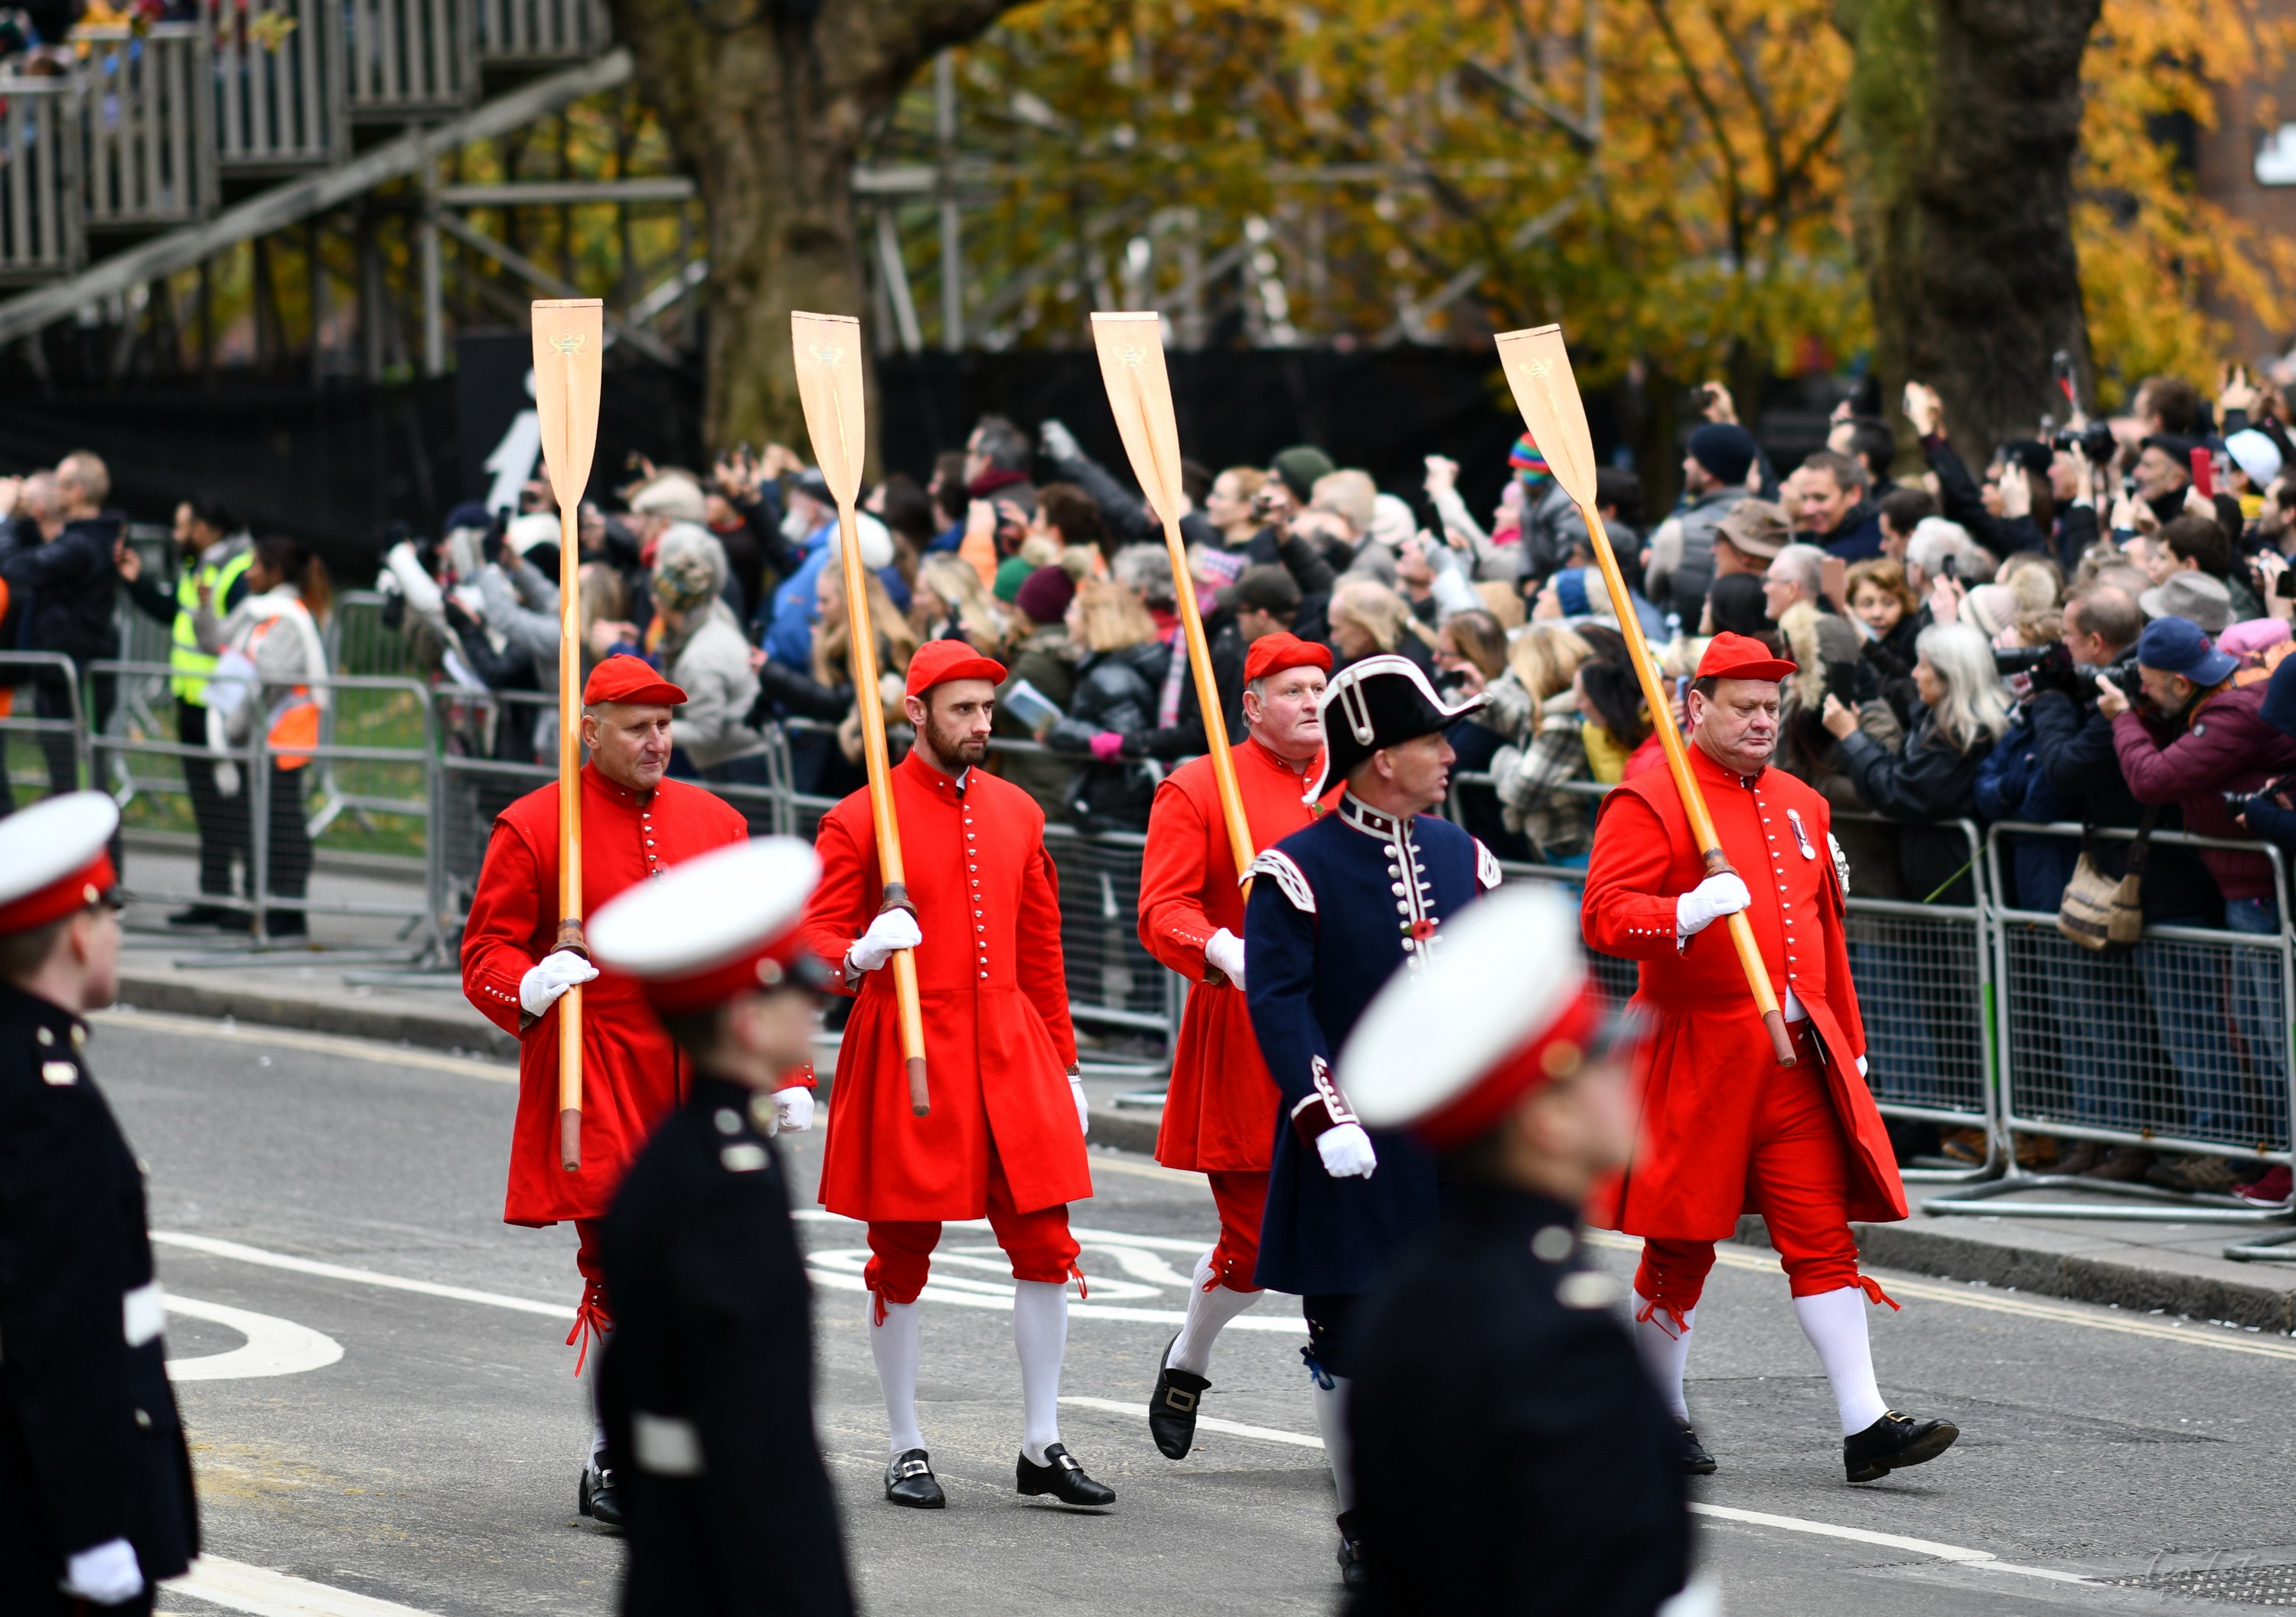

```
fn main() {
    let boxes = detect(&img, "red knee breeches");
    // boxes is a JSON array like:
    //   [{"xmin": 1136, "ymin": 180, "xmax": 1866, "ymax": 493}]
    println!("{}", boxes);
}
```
[
  {"xmin": 1205, "ymin": 1170, "xmax": 1268, "ymax": 1293},
  {"xmin": 865, "ymin": 1150, "xmax": 1081, "ymax": 1309},
  {"xmin": 1634, "ymin": 1053, "xmax": 1866, "ymax": 1322}
]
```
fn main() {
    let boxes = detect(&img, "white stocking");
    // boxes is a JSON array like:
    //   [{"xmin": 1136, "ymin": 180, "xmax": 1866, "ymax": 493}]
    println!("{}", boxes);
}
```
[
  {"xmin": 1310, "ymin": 1374, "xmax": 1355, "ymax": 1513},
  {"xmin": 1631, "ymin": 1293, "xmax": 1695, "ymax": 1424},
  {"xmin": 1793, "ymin": 1286, "xmax": 1888, "ymax": 1436},
  {"xmin": 1013, "ymin": 1280, "xmax": 1069, "ymax": 1465},
  {"xmin": 869, "ymin": 1296, "xmax": 925, "ymax": 1456},
  {"xmin": 1168, "ymin": 1247, "xmax": 1259, "ymax": 1377}
]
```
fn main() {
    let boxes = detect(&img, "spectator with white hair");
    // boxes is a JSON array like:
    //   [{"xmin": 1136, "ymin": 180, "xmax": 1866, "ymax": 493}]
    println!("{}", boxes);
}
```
[
  {"xmin": 1760, "ymin": 543, "xmax": 1828, "ymax": 623},
  {"xmin": 1903, "ymin": 517, "xmax": 1993, "ymax": 597},
  {"xmin": 650, "ymin": 524, "xmax": 766, "ymax": 784}
]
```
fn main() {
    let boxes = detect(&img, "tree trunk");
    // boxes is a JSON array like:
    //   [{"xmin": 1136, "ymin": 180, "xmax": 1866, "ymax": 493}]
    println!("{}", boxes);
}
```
[
  {"xmin": 606, "ymin": 0, "xmax": 1020, "ymax": 451},
  {"xmin": 1839, "ymin": 0, "xmax": 2102, "ymax": 465}
]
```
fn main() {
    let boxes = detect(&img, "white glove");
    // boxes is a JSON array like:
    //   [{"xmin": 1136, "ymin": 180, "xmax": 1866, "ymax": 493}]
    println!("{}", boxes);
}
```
[
  {"xmin": 61, "ymin": 1539, "xmax": 143, "ymax": 1606},
  {"xmin": 1675, "ymin": 872, "xmax": 1750, "ymax": 939},
  {"xmin": 847, "ymin": 908, "xmax": 923, "ymax": 973},
  {"xmin": 1205, "ymin": 928, "xmax": 1246, "ymax": 989},
  {"xmin": 519, "ymin": 949, "xmax": 598, "ymax": 1017},
  {"xmin": 1316, "ymin": 1122, "xmax": 1378, "ymax": 1179},
  {"xmin": 768, "ymin": 1086, "xmax": 814, "ymax": 1135},
  {"xmin": 1071, "ymin": 1075, "xmax": 1091, "ymax": 1139},
  {"xmin": 1856, "ymin": 1055, "xmax": 1868, "ymax": 1078}
]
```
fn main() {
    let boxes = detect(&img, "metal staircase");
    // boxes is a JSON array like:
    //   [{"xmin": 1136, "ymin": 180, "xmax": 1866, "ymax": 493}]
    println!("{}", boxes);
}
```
[{"xmin": 0, "ymin": 1, "xmax": 653, "ymax": 359}]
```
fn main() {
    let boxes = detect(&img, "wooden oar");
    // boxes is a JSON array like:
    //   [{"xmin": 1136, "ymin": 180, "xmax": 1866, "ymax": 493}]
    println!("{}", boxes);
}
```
[
  {"xmin": 790, "ymin": 311, "xmax": 930, "ymax": 1117},
  {"xmin": 1089, "ymin": 313, "xmax": 1254, "ymax": 887},
  {"xmin": 1494, "ymin": 323, "xmax": 1797, "ymax": 1068},
  {"xmin": 530, "ymin": 298, "xmax": 605, "ymax": 1168}
]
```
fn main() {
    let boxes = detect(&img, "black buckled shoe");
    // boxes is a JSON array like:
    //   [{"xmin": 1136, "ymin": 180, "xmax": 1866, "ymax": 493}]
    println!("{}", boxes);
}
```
[
  {"xmin": 578, "ymin": 1460, "xmax": 625, "ymax": 1528},
  {"xmin": 1677, "ymin": 1423, "xmax": 1717, "ymax": 1475},
  {"xmin": 1844, "ymin": 1410, "xmax": 1959, "ymax": 1483},
  {"xmin": 1016, "ymin": 1443, "xmax": 1114, "ymax": 1509},
  {"xmin": 1149, "ymin": 1334, "xmax": 1212, "ymax": 1459},
  {"xmin": 1336, "ymin": 1510, "xmax": 1368, "ymax": 1589},
  {"xmin": 884, "ymin": 1448, "xmax": 946, "ymax": 1508}
]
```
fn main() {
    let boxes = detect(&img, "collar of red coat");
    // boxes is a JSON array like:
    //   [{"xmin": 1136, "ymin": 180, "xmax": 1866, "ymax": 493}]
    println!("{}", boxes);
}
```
[
  {"xmin": 583, "ymin": 759, "xmax": 659, "ymax": 810},
  {"xmin": 1688, "ymin": 739, "xmax": 1769, "ymax": 793},
  {"xmin": 899, "ymin": 745, "xmax": 973, "ymax": 798}
]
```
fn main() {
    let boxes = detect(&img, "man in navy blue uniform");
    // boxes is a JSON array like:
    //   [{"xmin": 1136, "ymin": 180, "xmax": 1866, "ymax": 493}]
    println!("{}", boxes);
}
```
[{"xmin": 1244, "ymin": 654, "xmax": 1502, "ymax": 1588}]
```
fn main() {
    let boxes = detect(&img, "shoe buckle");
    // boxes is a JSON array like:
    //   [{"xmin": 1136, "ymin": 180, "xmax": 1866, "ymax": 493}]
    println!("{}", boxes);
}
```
[
  {"xmin": 892, "ymin": 1457, "xmax": 931, "ymax": 1481},
  {"xmin": 1055, "ymin": 1452, "xmax": 1081, "ymax": 1472},
  {"xmin": 1163, "ymin": 1387, "xmax": 1198, "ymax": 1413}
]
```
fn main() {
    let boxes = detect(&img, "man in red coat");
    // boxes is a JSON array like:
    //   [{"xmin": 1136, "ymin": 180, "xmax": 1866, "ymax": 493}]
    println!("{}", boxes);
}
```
[
  {"xmin": 1136, "ymin": 631, "xmax": 1332, "ymax": 1458},
  {"xmin": 797, "ymin": 638, "xmax": 1113, "ymax": 1512},
  {"xmin": 462, "ymin": 654, "xmax": 782, "ymax": 1525},
  {"xmin": 1581, "ymin": 632, "xmax": 1958, "ymax": 1486}
]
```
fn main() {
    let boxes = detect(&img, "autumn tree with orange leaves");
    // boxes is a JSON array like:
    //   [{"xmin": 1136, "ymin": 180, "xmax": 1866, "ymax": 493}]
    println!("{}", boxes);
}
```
[{"xmin": 862, "ymin": 0, "xmax": 2295, "ymax": 468}]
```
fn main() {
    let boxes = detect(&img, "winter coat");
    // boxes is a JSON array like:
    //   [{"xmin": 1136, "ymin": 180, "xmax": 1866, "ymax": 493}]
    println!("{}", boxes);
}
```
[
  {"xmin": 664, "ymin": 601, "xmax": 765, "ymax": 771},
  {"xmin": 194, "ymin": 584, "xmax": 330, "ymax": 756},
  {"xmin": 1, "ymin": 514, "xmax": 121, "ymax": 668},
  {"xmin": 1973, "ymin": 708, "xmax": 2076, "ymax": 911},
  {"xmin": 1048, "ymin": 638, "xmax": 1170, "ymax": 830},
  {"xmin": 2025, "ymin": 689, "xmax": 2216, "ymax": 922},
  {"xmin": 992, "ymin": 623, "xmax": 1081, "ymax": 818},
  {"xmin": 2111, "ymin": 682, "xmax": 2296, "ymax": 904},
  {"xmin": 475, "ymin": 556, "xmax": 566, "ymax": 759},
  {"xmin": 1643, "ymin": 486, "xmax": 1748, "ymax": 629},
  {"xmin": 1835, "ymin": 709, "xmax": 1992, "ymax": 903}
]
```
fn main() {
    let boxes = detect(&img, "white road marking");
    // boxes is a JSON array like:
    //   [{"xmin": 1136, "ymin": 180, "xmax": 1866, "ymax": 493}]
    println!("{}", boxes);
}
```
[
  {"xmin": 803, "ymin": 1260, "xmax": 1300, "ymax": 1331},
  {"xmin": 1059, "ymin": 1395, "xmax": 1326, "ymax": 1449},
  {"xmin": 1583, "ymin": 1231, "xmax": 2296, "ymax": 1362},
  {"xmin": 166, "ymin": 1296, "xmax": 342, "ymax": 1381},
  {"xmin": 1687, "ymin": 1504, "xmax": 2093, "ymax": 1584},
  {"xmin": 152, "ymin": 1233, "xmax": 574, "ymax": 1320},
  {"xmin": 95, "ymin": 1009, "xmax": 515, "ymax": 1083},
  {"xmin": 168, "ymin": 1554, "xmax": 442, "ymax": 1615}
]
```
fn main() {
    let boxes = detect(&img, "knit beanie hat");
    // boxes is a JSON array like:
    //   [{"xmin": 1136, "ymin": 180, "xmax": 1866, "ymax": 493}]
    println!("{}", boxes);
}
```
[
  {"xmin": 1508, "ymin": 433, "xmax": 1552, "ymax": 488},
  {"xmin": 1014, "ymin": 565, "xmax": 1077, "ymax": 627},
  {"xmin": 1688, "ymin": 423, "xmax": 1758, "ymax": 486},
  {"xmin": 993, "ymin": 554, "xmax": 1034, "ymax": 603},
  {"xmin": 1270, "ymin": 445, "xmax": 1337, "ymax": 502}
]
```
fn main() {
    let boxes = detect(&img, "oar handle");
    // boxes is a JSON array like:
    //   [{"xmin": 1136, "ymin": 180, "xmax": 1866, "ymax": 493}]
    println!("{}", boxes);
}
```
[
  {"xmin": 1159, "ymin": 518, "xmax": 1255, "ymax": 881},
  {"xmin": 1579, "ymin": 505, "xmax": 1795, "ymax": 1067},
  {"xmin": 837, "ymin": 504, "xmax": 931, "ymax": 1116}
]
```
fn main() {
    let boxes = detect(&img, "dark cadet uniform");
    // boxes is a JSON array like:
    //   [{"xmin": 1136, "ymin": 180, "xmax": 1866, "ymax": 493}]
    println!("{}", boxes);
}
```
[
  {"xmin": 1348, "ymin": 1185, "xmax": 1689, "ymax": 1616},
  {"xmin": 0, "ymin": 982, "xmax": 198, "ymax": 1615},
  {"xmin": 598, "ymin": 1074, "xmax": 853, "ymax": 1617}
]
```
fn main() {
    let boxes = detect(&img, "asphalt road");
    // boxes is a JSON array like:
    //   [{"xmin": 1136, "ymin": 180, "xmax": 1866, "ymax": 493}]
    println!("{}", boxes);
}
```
[{"xmin": 73, "ymin": 1005, "xmax": 2296, "ymax": 1615}]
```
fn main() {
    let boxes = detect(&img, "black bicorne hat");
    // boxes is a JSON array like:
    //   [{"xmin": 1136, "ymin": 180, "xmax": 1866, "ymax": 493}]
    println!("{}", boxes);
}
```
[{"xmin": 1308, "ymin": 654, "xmax": 1490, "ymax": 800}]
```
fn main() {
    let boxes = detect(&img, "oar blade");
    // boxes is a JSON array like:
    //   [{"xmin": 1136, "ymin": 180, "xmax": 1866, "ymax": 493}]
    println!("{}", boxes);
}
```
[
  {"xmin": 1089, "ymin": 311, "xmax": 1186, "ymax": 526},
  {"xmin": 530, "ymin": 299, "xmax": 604, "ymax": 510},
  {"xmin": 1492, "ymin": 323, "xmax": 1600, "ymax": 510},
  {"xmin": 791, "ymin": 311, "xmax": 867, "ymax": 509}
]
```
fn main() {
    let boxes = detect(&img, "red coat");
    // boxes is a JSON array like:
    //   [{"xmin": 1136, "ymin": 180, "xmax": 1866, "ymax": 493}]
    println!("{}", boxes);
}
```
[
  {"xmin": 463, "ymin": 764, "xmax": 751, "ymax": 1226},
  {"xmin": 1139, "ymin": 737, "xmax": 1332, "ymax": 1172},
  {"xmin": 800, "ymin": 748, "xmax": 1089, "ymax": 1223},
  {"xmin": 1580, "ymin": 743, "xmax": 1904, "ymax": 1239}
]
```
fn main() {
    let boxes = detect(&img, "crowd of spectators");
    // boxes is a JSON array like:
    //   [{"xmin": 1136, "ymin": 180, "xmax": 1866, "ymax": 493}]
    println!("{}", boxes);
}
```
[{"xmin": 14, "ymin": 357, "xmax": 2296, "ymax": 1205}]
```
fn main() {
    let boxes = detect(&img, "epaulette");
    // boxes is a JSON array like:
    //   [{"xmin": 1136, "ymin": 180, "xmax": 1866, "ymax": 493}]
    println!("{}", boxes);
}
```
[{"xmin": 1246, "ymin": 849, "xmax": 1315, "ymax": 914}]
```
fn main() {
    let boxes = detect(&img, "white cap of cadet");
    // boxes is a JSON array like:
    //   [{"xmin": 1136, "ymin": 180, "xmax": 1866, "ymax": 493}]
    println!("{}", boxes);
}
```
[
  {"xmin": 0, "ymin": 791, "xmax": 121, "ymax": 935},
  {"xmin": 1341, "ymin": 885, "xmax": 1603, "ymax": 1151},
  {"xmin": 587, "ymin": 837, "xmax": 826, "ymax": 1014}
]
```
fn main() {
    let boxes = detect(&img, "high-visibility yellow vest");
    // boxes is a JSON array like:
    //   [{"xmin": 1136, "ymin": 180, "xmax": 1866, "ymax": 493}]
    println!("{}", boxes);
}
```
[{"xmin": 170, "ymin": 543, "xmax": 255, "ymax": 706}]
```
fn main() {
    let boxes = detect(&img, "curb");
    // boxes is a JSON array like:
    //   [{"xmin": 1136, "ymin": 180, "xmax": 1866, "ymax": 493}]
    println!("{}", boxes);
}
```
[
  {"xmin": 1730, "ymin": 1212, "xmax": 2296, "ymax": 1335},
  {"xmin": 1085, "ymin": 1109, "xmax": 1163, "ymax": 1158},
  {"xmin": 116, "ymin": 971, "xmax": 518, "ymax": 1061}
]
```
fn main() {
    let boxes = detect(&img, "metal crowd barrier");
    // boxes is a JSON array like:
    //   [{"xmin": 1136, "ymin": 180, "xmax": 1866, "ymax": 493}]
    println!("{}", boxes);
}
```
[
  {"xmin": 1459, "ymin": 767, "xmax": 2002, "ymax": 1182},
  {"xmin": 1924, "ymin": 821, "xmax": 2296, "ymax": 1224},
  {"xmin": 0, "ymin": 650, "xmax": 85, "ymax": 807},
  {"xmin": 90, "ymin": 660, "xmax": 435, "ymax": 950}
]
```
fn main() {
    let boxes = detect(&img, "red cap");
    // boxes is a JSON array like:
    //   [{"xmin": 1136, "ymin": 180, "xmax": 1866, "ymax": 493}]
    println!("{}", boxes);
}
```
[
  {"xmin": 1694, "ymin": 631, "xmax": 1797, "ymax": 683},
  {"xmin": 905, "ymin": 638, "xmax": 1007, "ymax": 698},
  {"xmin": 582, "ymin": 654, "xmax": 687, "ymax": 708},
  {"xmin": 1243, "ymin": 632, "xmax": 1332, "ymax": 686}
]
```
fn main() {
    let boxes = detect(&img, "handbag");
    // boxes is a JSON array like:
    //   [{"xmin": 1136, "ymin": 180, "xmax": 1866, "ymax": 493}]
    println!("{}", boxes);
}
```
[{"xmin": 2056, "ymin": 806, "xmax": 2158, "ymax": 953}]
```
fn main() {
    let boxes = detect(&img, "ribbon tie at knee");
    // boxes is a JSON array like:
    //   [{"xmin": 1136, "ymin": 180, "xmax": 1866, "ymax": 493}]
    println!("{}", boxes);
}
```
[
  {"xmin": 1634, "ymin": 1295, "xmax": 1691, "ymax": 1339},
  {"xmin": 566, "ymin": 1279, "xmax": 612, "ymax": 1377},
  {"xmin": 1857, "ymin": 1275, "xmax": 1901, "ymax": 1312}
]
